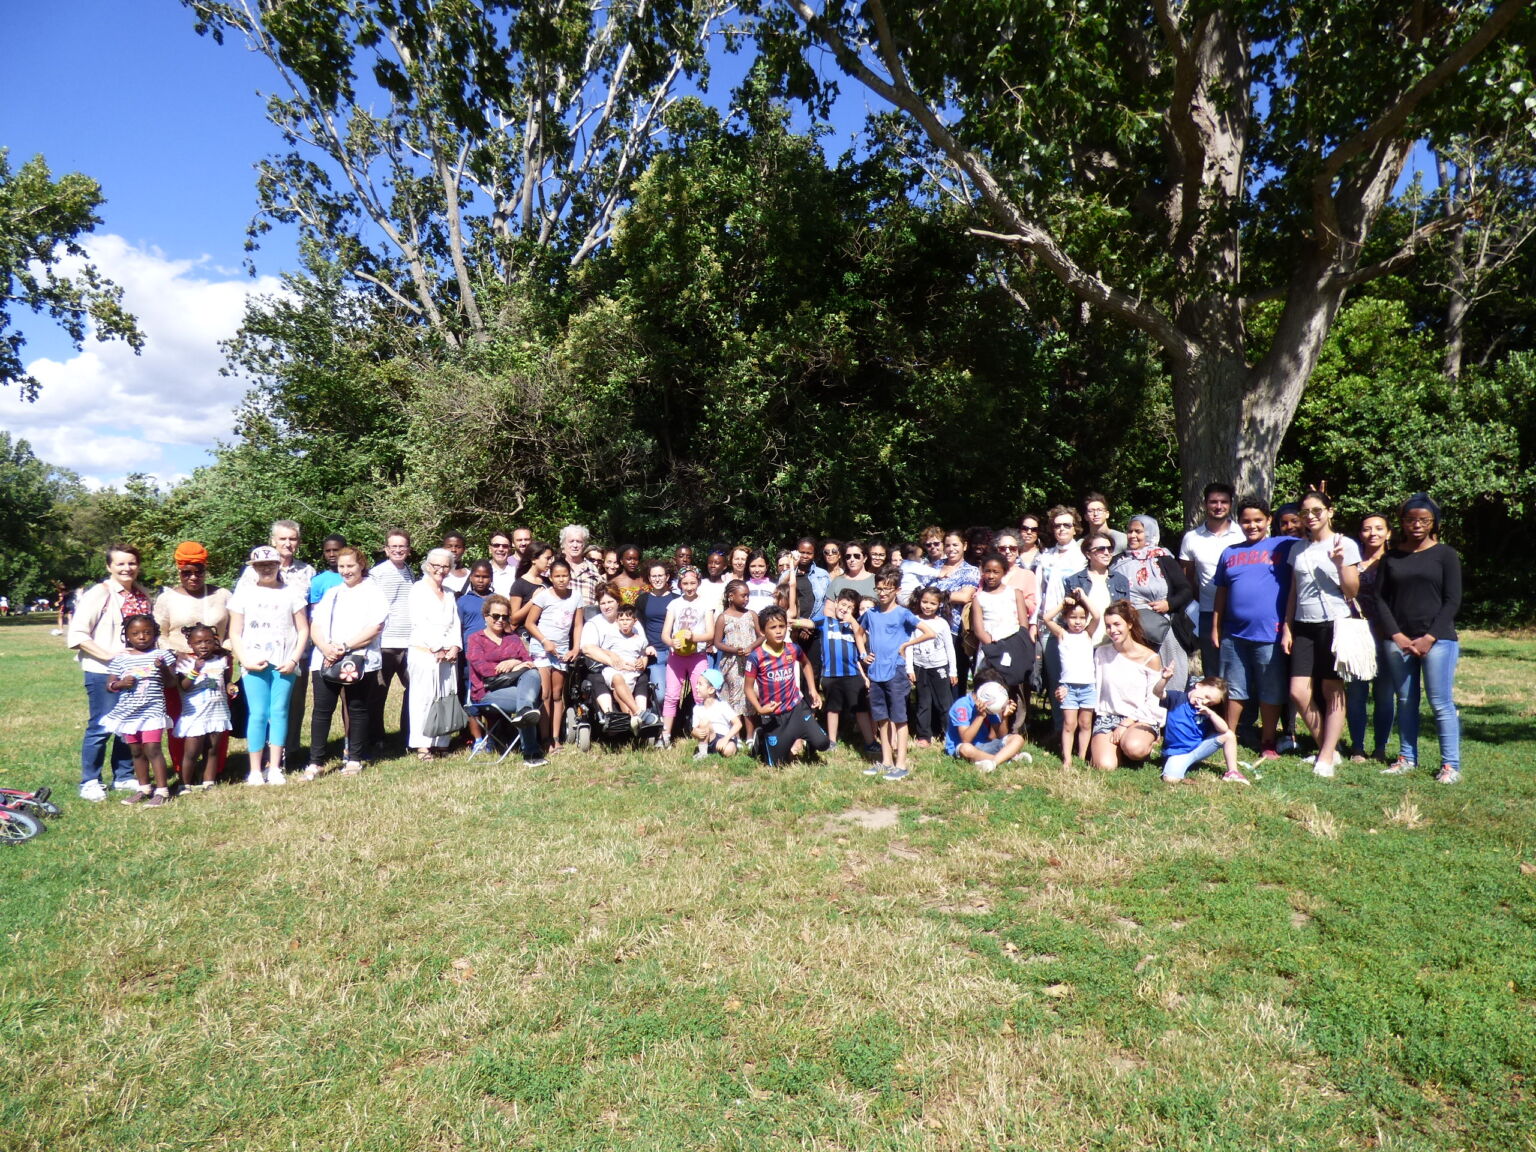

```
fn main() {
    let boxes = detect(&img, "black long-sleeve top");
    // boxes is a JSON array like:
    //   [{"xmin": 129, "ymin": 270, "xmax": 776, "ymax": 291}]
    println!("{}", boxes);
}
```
[{"xmin": 1375, "ymin": 544, "xmax": 1461, "ymax": 642}]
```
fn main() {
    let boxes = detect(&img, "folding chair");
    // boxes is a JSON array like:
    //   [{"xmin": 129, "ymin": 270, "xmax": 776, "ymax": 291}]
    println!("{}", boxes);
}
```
[{"xmin": 466, "ymin": 701, "xmax": 523, "ymax": 763}]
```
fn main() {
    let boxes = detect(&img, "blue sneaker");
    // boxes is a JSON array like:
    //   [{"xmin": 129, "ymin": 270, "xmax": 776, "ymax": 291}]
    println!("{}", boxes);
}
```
[
  {"xmin": 882, "ymin": 765, "xmax": 911, "ymax": 781},
  {"xmin": 863, "ymin": 763, "xmax": 886, "ymax": 777}
]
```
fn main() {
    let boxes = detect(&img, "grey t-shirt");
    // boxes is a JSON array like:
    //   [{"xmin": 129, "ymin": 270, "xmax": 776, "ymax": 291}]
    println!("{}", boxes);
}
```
[{"xmin": 1291, "ymin": 535, "xmax": 1362, "ymax": 623}]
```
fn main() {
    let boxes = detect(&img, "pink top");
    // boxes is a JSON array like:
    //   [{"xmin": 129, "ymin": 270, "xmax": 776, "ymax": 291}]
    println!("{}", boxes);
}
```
[{"xmin": 1094, "ymin": 646, "xmax": 1166, "ymax": 727}]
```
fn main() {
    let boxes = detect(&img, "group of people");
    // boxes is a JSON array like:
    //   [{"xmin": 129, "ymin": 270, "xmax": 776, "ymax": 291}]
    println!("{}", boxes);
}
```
[{"xmin": 65, "ymin": 485, "xmax": 1463, "ymax": 805}]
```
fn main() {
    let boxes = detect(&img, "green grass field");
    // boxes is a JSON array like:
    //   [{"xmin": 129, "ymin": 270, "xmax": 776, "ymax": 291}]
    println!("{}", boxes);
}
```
[{"xmin": 2, "ymin": 616, "xmax": 1533, "ymax": 1151}]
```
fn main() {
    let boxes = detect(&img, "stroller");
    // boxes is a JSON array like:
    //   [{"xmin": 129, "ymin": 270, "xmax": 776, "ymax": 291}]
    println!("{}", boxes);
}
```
[{"xmin": 562, "ymin": 652, "xmax": 666, "ymax": 751}]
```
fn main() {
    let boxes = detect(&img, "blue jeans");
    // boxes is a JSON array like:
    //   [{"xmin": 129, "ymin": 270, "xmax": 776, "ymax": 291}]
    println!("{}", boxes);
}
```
[
  {"xmin": 1346, "ymin": 641, "xmax": 1396, "ymax": 756},
  {"xmin": 481, "ymin": 668, "xmax": 544, "ymax": 757},
  {"xmin": 1384, "ymin": 639, "xmax": 1460, "ymax": 769},
  {"xmin": 243, "ymin": 666, "xmax": 296, "ymax": 748},
  {"xmin": 647, "ymin": 650, "xmax": 669, "ymax": 704},
  {"xmin": 1163, "ymin": 735, "xmax": 1225, "ymax": 781},
  {"xmin": 81, "ymin": 671, "xmax": 135, "ymax": 788}
]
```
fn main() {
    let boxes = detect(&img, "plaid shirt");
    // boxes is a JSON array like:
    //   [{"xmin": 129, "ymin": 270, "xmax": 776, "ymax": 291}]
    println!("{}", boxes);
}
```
[{"xmin": 569, "ymin": 560, "xmax": 602, "ymax": 609}]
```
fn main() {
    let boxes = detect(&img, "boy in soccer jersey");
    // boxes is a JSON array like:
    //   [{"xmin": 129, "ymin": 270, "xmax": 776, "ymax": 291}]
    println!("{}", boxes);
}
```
[{"xmin": 746, "ymin": 606, "xmax": 830, "ymax": 766}]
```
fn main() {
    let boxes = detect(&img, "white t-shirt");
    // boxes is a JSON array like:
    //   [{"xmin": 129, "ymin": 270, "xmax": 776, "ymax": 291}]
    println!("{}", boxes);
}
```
[
  {"xmin": 1179, "ymin": 522, "xmax": 1246, "ymax": 611},
  {"xmin": 1291, "ymin": 535, "xmax": 1362, "ymax": 623},
  {"xmin": 1058, "ymin": 630, "xmax": 1096, "ymax": 685},
  {"xmin": 531, "ymin": 587, "xmax": 579, "ymax": 656},
  {"xmin": 229, "ymin": 583, "xmax": 307, "ymax": 665},
  {"xmin": 310, "ymin": 580, "xmax": 390, "ymax": 672},
  {"xmin": 694, "ymin": 698, "xmax": 738, "ymax": 738},
  {"xmin": 974, "ymin": 585, "xmax": 1022, "ymax": 641},
  {"xmin": 586, "ymin": 618, "xmax": 647, "ymax": 665}
]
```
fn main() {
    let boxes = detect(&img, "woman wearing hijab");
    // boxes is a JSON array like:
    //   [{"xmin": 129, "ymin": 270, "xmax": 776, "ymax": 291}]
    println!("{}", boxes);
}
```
[
  {"xmin": 1112, "ymin": 516, "xmax": 1194, "ymax": 648},
  {"xmin": 1377, "ymin": 494, "xmax": 1463, "ymax": 784}
]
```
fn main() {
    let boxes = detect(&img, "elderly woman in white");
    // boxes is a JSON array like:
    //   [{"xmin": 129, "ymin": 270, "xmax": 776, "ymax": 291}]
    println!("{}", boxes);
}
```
[{"xmin": 408, "ymin": 547, "xmax": 463, "ymax": 759}]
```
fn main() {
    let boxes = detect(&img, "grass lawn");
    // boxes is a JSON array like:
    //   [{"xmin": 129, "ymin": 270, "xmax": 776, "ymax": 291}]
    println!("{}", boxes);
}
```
[{"xmin": 2, "ymin": 615, "xmax": 1533, "ymax": 1151}]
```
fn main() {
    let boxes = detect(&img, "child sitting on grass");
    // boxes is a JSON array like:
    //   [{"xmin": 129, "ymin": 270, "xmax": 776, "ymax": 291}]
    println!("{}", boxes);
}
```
[
  {"xmin": 1161, "ymin": 675, "xmax": 1251, "ymax": 784},
  {"xmin": 945, "ymin": 668, "xmax": 1030, "ymax": 773},
  {"xmin": 691, "ymin": 668, "xmax": 743, "ymax": 759}
]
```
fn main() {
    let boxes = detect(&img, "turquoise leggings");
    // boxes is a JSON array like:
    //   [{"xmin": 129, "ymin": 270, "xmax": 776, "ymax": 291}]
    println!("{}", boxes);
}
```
[{"xmin": 243, "ymin": 666, "xmax": 296, "ymax": 748}]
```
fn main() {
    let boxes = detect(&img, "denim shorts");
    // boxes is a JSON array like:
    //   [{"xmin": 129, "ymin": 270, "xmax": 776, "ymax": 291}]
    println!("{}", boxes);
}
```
[
  {"xmin": 1218, "ymin": 636, "xmax": 1287, "ymax": 703},
  {"xmin": 1058, "ymin": 682, "xmax": 1095, "ymax": 710},
  {"xmin": 868, "ymin": 675, "xmax": 910, "ymax": 724}
]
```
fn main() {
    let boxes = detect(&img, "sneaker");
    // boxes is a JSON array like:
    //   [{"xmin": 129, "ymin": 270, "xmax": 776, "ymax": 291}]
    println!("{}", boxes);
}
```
[
  {"xmin": 1010, "ymin": 749, "xmax": 1034, "ymax": 765},
  {"xmin": 882, "ymin": 765, "xmax": 911, "ymax": 781},
  {"xmin": 113, "ymin": 777, "xmax": 140, "ymax": 792},
  {"xmin": 862, "ymin": 763, "xmax": 884, "ymax": 776},
  {"xmin": 266, "ymin": 766, "xmax": 286, "ymax": 786},
  {"xmin": 121, "ymin": 788, "xmax": 150, "ymax": 806},
  {"xmin": 523, "ymin": 756, "xmax": 548, "ymax": 768},
  {"xmin": 1275, "ymin": 736, "xmax": 1297, "ymax": 755},
  {"xmin": 657, "ymin": 734, "xmax": 672, "ymax": 749},
  {"xmin": 975, "ymin": 760, "xmax": 996, "ymax": 774},
  {"xmin": 469, "ymin": 737, "xmax": 492, "ymax": 756},
  {"xmin": 146, "ymin": 791, "xmax": 170, "ymax": 808},
  {"xmin": 1312, "ymin": 756, "xmax": 1336, "ymax": 778},
  {"xmin": 517, "ymin": 707, "xmax": 543, "ymax": 725},
  {"xmin": 1260, "ymin": 745, "xmax": 1281, "ymax": 761},
  {"xmin": 1380, "ymin": 758, "xmax": 1415, "ymax": 775},
  {"xmin": 693, "ymin": 750, "xmax": 711, "ymax": 761},
  {"xmin": 79, "ymin": 780, "xmax": 107, "ymax": 802},
  {"xmin": 639, "ymin": 710, "xmax": 660, "ymax": 729},
  {"xmin": 863, "ymin": 741, "xmax": 881, "ymax": 758},
  {"xmin": 1222, "ymin": 767, "xmax": 1252, "ymax": 785},
  {"xmin": 1435, "ymin": 765, "xmax": 1461, "ymax": 785},
  {"xmin": 246, "ymin": 769, "xmax": 264, "ymax": 787}
]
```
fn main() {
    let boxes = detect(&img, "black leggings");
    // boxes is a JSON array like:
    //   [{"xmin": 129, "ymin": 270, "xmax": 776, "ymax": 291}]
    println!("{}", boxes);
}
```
[
  {"xmin": 311, "ymin": 670, "xmax": 377, "ymax": 763},
  {"xmin": 912, "ymin": 666, "xmax": 954, "ymax": 740},
  {"xmin": 757, "ymin": 705, "xmax": 830, "ymax": 766}
]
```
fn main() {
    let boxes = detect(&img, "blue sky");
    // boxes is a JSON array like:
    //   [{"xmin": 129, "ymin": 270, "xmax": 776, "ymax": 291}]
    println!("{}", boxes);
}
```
[{"xmin": 1, "ymin": 0, "xmax": 299, "ymax": 487}]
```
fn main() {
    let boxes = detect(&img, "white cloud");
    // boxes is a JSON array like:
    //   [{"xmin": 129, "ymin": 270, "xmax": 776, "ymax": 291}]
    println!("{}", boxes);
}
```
[{"xmin": 1, "ymin": 234, "xmax": 285, "ymax": 481}]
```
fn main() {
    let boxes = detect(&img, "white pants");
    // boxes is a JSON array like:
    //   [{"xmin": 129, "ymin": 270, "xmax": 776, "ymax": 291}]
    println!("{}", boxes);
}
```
[{"xmin": 407, "ymin": 650, "xmax": 457, "ymax": 749}]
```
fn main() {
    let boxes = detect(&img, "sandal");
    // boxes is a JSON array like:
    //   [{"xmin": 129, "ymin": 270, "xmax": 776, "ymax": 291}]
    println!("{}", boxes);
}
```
[
  {"xmin": 416, "ymin": 750, "xmax": 434, "ymax": 763},
  {"xmin": 301, "ymin": 764, "xmax": 324, "ymax": 782},
  {"xmin": 340, "ymin": 761, "xmax": 365, "ymax": 776}
]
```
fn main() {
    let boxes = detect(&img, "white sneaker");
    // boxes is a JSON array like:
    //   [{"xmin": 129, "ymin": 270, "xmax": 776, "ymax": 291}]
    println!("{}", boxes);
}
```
[
  {"xmin": 1011, "ymin": 749, "xmax": 1034, "ymax": 765},
  {"xmin": 112, "ymin": 777, "xmax": 140, "ymax": 791},
  {"xmin": 79, "ymin": 780, "xmax": 107, "ymax": 802},
  {"xmin": 976, "ymin": 760, "xmax": 996, "ymax": 773},
  {"xmin": 266, "ymin": 766, "xmax": 286, "ymax": 786},
  {"xmin": 1312, "ymin": 756, "xmax": 1336, "ymax": 778},
  {"xmin": 246, "ymin": 769, "xmax": 264, "ymax": 787}
]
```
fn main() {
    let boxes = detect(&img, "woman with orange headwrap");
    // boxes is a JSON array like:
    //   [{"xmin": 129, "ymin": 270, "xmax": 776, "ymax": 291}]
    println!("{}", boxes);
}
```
[{"xmin": 154, "ymin": 542, "xmax": 235, "ymax": 786}]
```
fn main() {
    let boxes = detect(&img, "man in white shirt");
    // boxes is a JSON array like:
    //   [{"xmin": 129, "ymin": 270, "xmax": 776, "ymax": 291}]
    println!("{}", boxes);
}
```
[
  {"xmin": 369, "ymin": 530, "xmax": 416, "ymax": 750},
  {"xmin": 487, "ymin": 531, "xmax": 517, "ymax": 596},
  {"xmin": 1178, "ymin": 483, "xmax": 1245, "ymax": 675}
]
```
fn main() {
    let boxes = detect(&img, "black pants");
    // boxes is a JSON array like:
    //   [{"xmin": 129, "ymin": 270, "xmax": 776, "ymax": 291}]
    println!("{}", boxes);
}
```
[
  {"xmin": 912, "ymin": 666, "xmax": 954, "ymax": 740},
  {"xmin": 371, "ymin": 648, "xmax": 410, "ymax": 748},
  {"xmin": 284, "ymin": 658, "xmax": 309, "ymax": 766},
  {"xmin": 311, "ymin": 670, "xmax": 377, "ymax": 763},
  {"xmin": 757, "ymin": 705, "xmax": 830, "ymax": 766}
]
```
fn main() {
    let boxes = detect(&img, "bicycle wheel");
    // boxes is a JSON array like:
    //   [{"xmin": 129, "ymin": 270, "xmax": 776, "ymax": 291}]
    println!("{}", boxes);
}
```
[{"xmin": 0, "ymin": 809, "xmax": 44, "ymax": 844}]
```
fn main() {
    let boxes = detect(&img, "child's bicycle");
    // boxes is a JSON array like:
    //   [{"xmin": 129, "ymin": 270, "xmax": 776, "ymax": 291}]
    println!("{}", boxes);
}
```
[{"xmin": 0, "ymin": 785, "xmax": 59, "ymax": 845}]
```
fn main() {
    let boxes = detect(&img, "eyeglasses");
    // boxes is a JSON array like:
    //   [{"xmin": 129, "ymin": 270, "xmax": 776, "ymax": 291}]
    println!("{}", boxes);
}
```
[
  {"xmin": 486, "ymin": 612, "xmax": 510, "ymax": 621},
  {"xmin": 998, "ymin": 545, "xmax": 1019, "ymax": 553}
]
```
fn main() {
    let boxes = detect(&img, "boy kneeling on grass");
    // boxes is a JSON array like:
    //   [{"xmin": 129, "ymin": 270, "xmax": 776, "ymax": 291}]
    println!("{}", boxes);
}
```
[
  {"xmin": 746, "ymin": 606, "xmax": 830, "ymax": 767},
  {"xmin": 945, "ymin": 668, "xmax": 1031, "ymax": 773},
  {"xmin": 1161, "ymin": 675, "xmax": 1252, "ymax": 784}
]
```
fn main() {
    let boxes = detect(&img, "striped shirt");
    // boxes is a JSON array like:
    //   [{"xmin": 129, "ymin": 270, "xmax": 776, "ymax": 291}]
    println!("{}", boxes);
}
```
[{"xmin": 746, "ymin": 641, "xmax": 803, "ymax": 712}]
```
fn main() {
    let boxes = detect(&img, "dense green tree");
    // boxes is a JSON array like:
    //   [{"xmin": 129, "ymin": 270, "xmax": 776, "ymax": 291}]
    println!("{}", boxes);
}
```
[
  {"xmin": 0, "ymin": 151, "xmax": 143, "ymax": 399},
  {"xmin": 762, "ymin": 0, "xmax": 1536, "ymax": 519},
  {"xmin": 185, "ymin": 0, "xmax": 734, "ymax": 344}
]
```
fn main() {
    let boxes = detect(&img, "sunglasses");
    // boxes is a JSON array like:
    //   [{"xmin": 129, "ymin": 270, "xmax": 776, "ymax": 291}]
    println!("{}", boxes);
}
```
[
  {"xmin": 1020, "ymin": 525, "xmax": 1039, "ymax": 532},
  {"xmin": 1088, "ymin": 545, "xmax": 1112, "ymax": 553},
  {"xmin": 998, "ymin": 545, "xmax": 1019, "ymax": 552},
  {"xmin": 486, "ymin": 612, "xmax": 510, "ymax": 621},
  {"xmin": 1052, "ymin": 522, "xmax": 1074, "ymax": 529},
  {"xmin": 845, "ymin": 552, "xmax": 864, "ymax": 559}
]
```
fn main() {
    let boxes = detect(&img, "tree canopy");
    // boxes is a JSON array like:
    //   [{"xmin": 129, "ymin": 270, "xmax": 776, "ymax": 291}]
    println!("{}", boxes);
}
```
[{"xmin": 0, "ymin": 150, "xmax": 143, "ymax": 400}]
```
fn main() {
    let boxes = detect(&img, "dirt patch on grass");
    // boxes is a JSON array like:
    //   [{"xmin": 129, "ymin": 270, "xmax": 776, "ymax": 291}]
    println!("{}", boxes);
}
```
[{"xmin": 828, "ymin": 805, "xmax": 901, "ymax": 831}]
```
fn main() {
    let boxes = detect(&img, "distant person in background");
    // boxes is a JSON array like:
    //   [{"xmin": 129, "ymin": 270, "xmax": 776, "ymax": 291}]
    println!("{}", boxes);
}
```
[
  {"xmin": 1377, "ymin": 494, "xmax": 1463, "ymax": 784},
  {"xmin": 68, "ymin": 544, "xmax": 155, "ymax": 800}
]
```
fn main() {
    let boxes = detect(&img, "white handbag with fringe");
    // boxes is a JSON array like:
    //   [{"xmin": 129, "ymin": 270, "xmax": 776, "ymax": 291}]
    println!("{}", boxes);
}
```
[{"xmin": 1332, "ymin": 601, "xmax": 1378, "ymax": 683}]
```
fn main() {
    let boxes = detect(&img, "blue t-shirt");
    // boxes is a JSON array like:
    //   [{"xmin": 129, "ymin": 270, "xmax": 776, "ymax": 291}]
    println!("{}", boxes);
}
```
[
  {"xmin": 944, "ymin": 692, "xmax": 1001, "ymax": 756},
  {"xmin": 309, "ymin": 570, "xmax": 343, "ymax": 606},
  {"xmin": 1212, "ymin": 536, "xmax": 1294, "ymax": 642},
  {"xmin": 859, "ymin": 604, "xmax": 920, "ymax": 682},
  {"xmin": 821, "ymin": 616, "xmax": 863, "ymax": 678},
  {"xmin": 457, "ymin": 588, "xmax": 488, "ymax": 642},
  {"xmin": 1161, "ymin": 690, "xmax": 1215, "ymax": 755}
]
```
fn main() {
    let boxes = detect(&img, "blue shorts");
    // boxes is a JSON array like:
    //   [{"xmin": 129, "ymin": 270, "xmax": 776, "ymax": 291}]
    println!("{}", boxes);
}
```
[
  {"xmin": 1218, "ymin": 636, "xmax": 1287, "ymax": 704},
  {"xmin": 957, "ymin": 736, "xmax": 1008, "ymax": 758},
  {"xmin": 868, "ymin": 675, "xmax": 909, "ymax": 724},
  {"xmin": 1058, "ymin": 682, "xmax": 1095, "ymax": 709}
]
